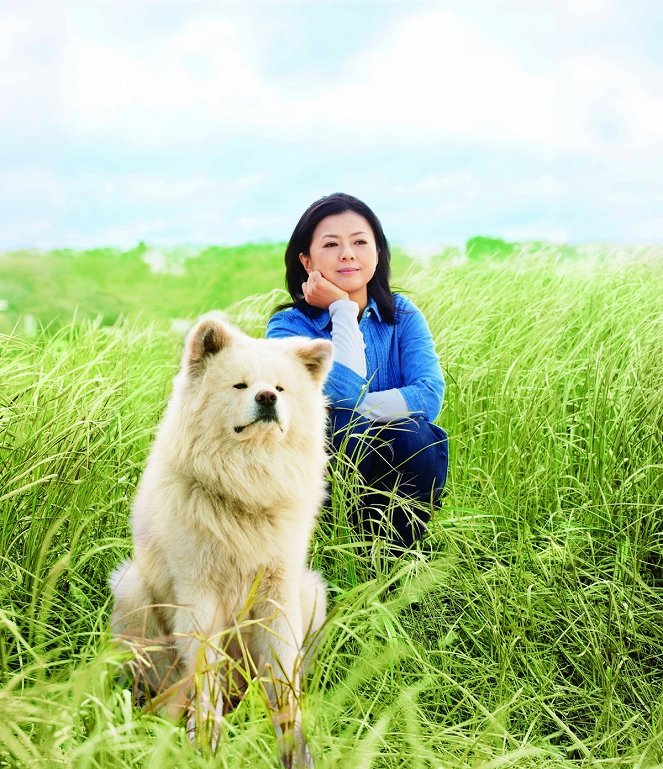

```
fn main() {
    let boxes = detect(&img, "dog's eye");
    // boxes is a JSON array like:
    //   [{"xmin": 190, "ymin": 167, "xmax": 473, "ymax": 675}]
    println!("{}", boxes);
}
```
[
  {"xmin": 233, "ymin": 383, "xmax": 248, "ymax": 389},
  {"xmin": 276, "ymin": 386, "xmax": 284, "ymax": 392}
]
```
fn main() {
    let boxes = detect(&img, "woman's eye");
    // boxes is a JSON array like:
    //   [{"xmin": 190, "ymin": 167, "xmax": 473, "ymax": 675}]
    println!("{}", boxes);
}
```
[
  {"xmin": 276, "ymin": 386, "xmax": 284, "ymax": 392},
  {"xmin": 323, "ymin": 242, "xmax": 337, "ymax": 247},
  {"xmin": 233, "ymin": 383, "xmax": 248, "ymax": 389},
  {"xmin": 355, "ymin": 240, "xmax": 367, "ymax": 245}
]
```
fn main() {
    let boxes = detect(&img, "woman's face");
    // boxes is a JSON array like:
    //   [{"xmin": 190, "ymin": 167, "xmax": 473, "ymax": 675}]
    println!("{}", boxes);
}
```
[{"xmin": 299, "ymin": 211, "xmax": 379, "ymax": 304}]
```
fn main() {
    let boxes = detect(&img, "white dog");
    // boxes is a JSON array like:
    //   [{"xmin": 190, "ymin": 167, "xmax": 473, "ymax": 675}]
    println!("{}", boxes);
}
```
[{"xmin": 109, "ymin": 314, "xmax": 332, "ymax": 767}]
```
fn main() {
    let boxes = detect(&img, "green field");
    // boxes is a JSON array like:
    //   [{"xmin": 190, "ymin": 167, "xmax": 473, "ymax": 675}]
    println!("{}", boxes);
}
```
[{"xmin": 1, "ymin": 245, "xmax": 662, "ymax": 767}]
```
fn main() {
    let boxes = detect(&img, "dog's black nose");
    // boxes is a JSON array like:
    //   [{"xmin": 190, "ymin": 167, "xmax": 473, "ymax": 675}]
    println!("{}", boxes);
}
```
[{"xmin": 255, "ymin": 390, "xmax": 277, "ymax": 405}]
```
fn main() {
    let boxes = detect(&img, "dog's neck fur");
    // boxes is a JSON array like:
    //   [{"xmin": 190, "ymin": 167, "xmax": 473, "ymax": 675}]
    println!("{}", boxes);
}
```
[{"xmin": 185, "ymin": 474, "xmax": 275, "ymax": 521}]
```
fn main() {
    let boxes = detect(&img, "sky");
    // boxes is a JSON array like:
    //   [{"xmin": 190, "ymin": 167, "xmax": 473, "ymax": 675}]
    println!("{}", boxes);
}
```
[{"xmin": 1, "ymin": 0, "xmax": 662, "ymax": 251}]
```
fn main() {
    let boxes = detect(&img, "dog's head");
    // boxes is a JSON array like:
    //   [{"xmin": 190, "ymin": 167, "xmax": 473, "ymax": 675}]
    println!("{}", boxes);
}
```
[{"xmin": 174, "ymin": 314, "xmax": 332, "ymax": 449}]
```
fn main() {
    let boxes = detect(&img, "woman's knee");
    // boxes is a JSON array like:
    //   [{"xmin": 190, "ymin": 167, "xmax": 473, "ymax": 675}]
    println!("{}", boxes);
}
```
[
  {"xmin": 328, "ymin": 412, "xmax": 448, "ymax": 501},
  {"xmin": 384, "ymin": 419, "xmax": 448, "ymax": 499},
  {"xmin": 386, "ymin": 419, "xmax": 446, "ymax": 464}
]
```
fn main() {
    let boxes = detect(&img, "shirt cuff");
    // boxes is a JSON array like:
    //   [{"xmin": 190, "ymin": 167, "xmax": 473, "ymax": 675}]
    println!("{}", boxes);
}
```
[
  {"xmin": 356, "ymin": 389, "xmax": 411, "ymax": 422},
  {"xmin": 326, "ymin": 361, "xmax": 369, "ymax": 408}
]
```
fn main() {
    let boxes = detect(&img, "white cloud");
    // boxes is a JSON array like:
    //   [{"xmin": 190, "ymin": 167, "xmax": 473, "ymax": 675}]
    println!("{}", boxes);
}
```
[
  {"xmin": 623, "ymin": 217, "xmax": 663, "ymax": 242},
  {"xmin": 308, "ymin": 6, "xmax": 663, "ymax": 158},
  {"xmin": 96, "ymin": 173, "xmax": 267, "ymax": 206},
  {"xmin": 67, "ymin": 218, "xmax": 170, "ymax": 250},
  {"xmin": 1, "ymin": 1, "xmax": 661, "ymax": 249},
  {"xmin": 61, "ymin": 13, "xmax": 277, "ymax": 144},
  {"xmin": 49, "ymin": 3, "xmax": 663, "ymax": 161},
  {"xmin": 501, "ymin": 222, "xmax": 573, "ymax": 243},
  {"xmin": 236, "ymin": 214, "xmax": 289, "ymax": 230},
  {"xmin": 557, "ymin": 0, "xmax": 616, "ymax": 22},
  {"xmin": 0, "ymin": 3, "xmax": 65, "ymax": 127},
  {"xmin": 555, "ymin": 54, "xmax": 663, "ymax": 154},
  {"xmin": 313, "ymin": 9, "xmax": 557, "ymax": 147},
  {"xmin": 0, "ymin": 168, "xmax": 65, "ymax": 207},
  {"xmin": 391, "ymin": 172, "xmax": 480, "ymax": 197},
  {"xmin": 510, "ymin": 175, "xmax": 569, "ymax": 200}
]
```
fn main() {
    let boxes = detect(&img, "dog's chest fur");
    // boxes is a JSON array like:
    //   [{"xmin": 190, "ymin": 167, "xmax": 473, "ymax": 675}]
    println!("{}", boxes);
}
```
[{"xmin": 136, "ymin": 467, "xmax": 311, "ymax": 615}]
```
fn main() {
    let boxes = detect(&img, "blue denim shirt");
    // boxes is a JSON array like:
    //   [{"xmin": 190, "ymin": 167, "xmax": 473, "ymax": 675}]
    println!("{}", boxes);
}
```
[{"xmin": 266, "ymin": 293, "xmax": 445, "ymax": 422}]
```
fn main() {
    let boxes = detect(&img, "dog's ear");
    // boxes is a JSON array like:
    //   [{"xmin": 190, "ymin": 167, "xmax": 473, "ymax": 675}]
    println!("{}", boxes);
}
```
[
  {"xmin": 294, "ymin": 339, "xmax": 333, "ymax": 384},
  {"xmin": 183, "ymin": 314, "xmax": 234, "ymax": 372}
]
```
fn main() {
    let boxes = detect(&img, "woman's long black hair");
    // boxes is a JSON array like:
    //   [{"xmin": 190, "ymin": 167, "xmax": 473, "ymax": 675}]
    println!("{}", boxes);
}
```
[{"xmin": 274, "ymin": 192, "xmax": 396, "ymax": 324}]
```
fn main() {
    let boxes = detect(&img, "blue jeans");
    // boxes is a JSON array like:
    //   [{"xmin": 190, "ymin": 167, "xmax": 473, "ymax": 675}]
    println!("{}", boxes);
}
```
[{"xmin": 329, "ymin": 408, "xmax": 449, "ymax": 548}]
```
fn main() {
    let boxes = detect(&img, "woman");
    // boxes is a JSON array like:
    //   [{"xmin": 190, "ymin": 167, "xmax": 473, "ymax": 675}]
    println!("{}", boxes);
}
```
[{"xmin": 266, "ymin": 192, "xmax": 448, "ymax": 549}]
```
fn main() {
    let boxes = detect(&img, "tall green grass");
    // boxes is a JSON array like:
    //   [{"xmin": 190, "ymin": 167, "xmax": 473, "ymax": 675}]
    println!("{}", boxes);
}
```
[{"xmin": 1, "ymin": 251, "xmax": 662, "ymax": 767}]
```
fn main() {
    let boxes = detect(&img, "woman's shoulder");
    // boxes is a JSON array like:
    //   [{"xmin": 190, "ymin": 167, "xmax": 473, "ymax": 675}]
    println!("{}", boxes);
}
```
[
  {"xmin": 267, "ymin": 304, "xmax": 298, "ymax": 329},
  {"xmin": 270, "ymin": 297, "xmax": 313, "ymax": 317},
  {"xmin": 269, "ymin": 305, "xmax": 297, "ymax": 321},
  {"xmin": 391, "ymin": 293, "xmax": 434, "ymax": 338},
  {"xmin": 267, "ymin": 303, "xmax": 324, "ymax": 338},
  {"xmin": 392, "ymin": 292, "xmax": 423, "ymax": 315}
]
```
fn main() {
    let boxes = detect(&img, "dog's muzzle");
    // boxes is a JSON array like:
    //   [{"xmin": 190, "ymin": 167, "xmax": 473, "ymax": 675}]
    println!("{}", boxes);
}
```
[{"xmin": 234, "ymin": 390, "xmax": 280, "ymax": 433}]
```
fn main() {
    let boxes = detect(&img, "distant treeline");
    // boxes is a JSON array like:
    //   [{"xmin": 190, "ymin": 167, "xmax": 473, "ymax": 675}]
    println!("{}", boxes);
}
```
[
  {"xmin": 0, "ymin": 242, "xmax": 290, "ymax": 333},
  {"xmin": 0, "ymin": 237, "xmax": 637, "ymax": 333}
]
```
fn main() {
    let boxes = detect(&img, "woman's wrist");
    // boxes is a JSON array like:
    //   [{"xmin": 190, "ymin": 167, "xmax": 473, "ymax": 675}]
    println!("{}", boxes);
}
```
[{"xmin": 329, "ymin": 298, "xmax": 360, "ymax": 316}]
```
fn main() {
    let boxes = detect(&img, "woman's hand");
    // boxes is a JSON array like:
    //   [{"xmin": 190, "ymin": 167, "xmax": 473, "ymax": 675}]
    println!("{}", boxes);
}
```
[{"xmin": 301, "ymin": 270, "xmax": 349, "ymax": 309}]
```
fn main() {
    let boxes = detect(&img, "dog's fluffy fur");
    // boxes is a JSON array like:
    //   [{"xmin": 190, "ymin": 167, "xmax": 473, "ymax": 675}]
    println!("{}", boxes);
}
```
[{"xmin": 109, "ymin": 314, "xmax": 332, "ymax": 764}]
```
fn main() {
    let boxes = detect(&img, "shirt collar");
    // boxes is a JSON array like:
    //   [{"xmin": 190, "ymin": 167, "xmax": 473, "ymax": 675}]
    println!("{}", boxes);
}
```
[
  {"xmin": 366, "ymin": 295, "xmax": 383, "ymax": 321},
  {"xmin": 310, "ymin": 294, "xmax": 382, "ymax": 330}
]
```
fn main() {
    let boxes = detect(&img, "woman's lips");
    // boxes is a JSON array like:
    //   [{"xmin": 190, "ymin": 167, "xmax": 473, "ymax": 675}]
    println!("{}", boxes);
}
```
[{"xmin": 337, "ymin": 267, "xmax": 360, "ymax": 273}]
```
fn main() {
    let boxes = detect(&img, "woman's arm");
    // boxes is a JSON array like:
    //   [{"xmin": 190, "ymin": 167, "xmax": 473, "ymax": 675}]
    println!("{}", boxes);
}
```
[
  {"xmin": 319, "ymin": 297, "xmax": 443, "ymax": 423},
  {"xmin": 328, "ymin": 301, "xmax": 414, "ymax": 419},
  {"xmin": 357, "ymin": 299, "xmax": 444, "ymax": 423},
  {"xmin": 325, "ymin": 302, "xmax": 410, "ymax": 421},
  {"xmin": 356, "ymin": 389, "xmax": 411, "ymax": 422},
  {"xmin": 391, "ymin": 300, "xmax": 445, "ymax": 422}
]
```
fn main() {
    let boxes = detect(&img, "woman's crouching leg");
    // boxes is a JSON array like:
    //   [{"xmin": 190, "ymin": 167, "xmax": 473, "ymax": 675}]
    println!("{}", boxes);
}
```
[{"xmin": 362, "ymin": 418, "xmax": 449, "ymax": 548}]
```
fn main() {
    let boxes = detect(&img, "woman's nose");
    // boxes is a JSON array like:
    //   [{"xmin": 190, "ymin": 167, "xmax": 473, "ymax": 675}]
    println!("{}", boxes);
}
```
[{"xmin": 340, "ymin": 243, "xmax": 356, "ymax": 260}]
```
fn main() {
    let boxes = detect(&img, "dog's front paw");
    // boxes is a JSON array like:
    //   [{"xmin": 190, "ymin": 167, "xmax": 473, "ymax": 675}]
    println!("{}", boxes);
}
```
[
  {"xmin": 279, "ymin": 725, "xmax": 313, "ymax": 769},
  {"xmin": 187, "ymin": 691, "xmax": 225, "ymax": 753},
  {"xmin": 293, "ymin": 736, "xmax": 314, "ymax": 769}
]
